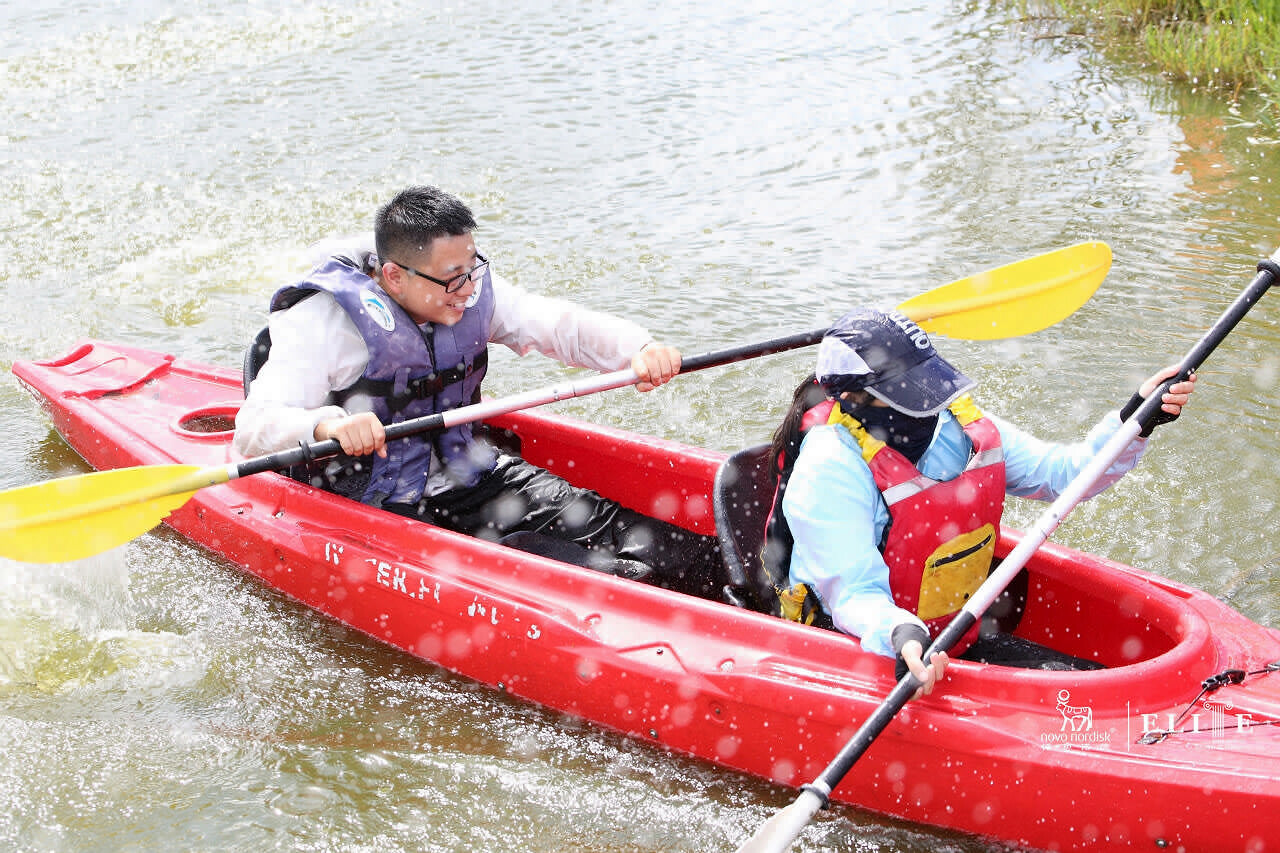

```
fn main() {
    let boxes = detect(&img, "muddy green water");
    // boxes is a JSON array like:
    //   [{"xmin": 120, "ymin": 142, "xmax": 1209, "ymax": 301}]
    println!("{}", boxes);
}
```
[{"xmin": 1, "ymin": 2, "xmax": 1277, "ymax": 851}]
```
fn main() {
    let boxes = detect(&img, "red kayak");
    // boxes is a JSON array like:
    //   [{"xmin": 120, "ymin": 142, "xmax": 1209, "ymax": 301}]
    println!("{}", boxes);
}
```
[{"xmin": 12, "ymin": 340, "xmax": 1280, "ymax": 852}]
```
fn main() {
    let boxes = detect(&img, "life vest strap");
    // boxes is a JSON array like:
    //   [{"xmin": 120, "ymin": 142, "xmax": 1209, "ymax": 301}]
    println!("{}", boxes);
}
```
[{"xmin": 342, "ymin": 349, "xmax": 489, "ymax": 408}]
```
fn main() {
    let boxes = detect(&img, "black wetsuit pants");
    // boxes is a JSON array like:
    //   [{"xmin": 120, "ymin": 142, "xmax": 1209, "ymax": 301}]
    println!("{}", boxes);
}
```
[{"xmin": 383, "ymin": 456, "xmax": 724, "ymax": 599}]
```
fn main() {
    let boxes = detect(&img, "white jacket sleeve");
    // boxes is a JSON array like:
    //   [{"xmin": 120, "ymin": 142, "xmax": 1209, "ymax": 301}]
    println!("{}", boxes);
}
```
[
  {"xmin": 303, "ymin": 236, "xmax": 654, "ymax": 371},
  {"xmin": 784, "ymin": 427, "xmax": 927, "ymax": 658},
  {"xmin": 232, "ymin": 293, "xmax": 368, "ymax": 458},
  {"xmin": 994, "ymin": 410, "xmax": 1146, "ymax": 501},
  {"xmin": 487, "ymin": 273, "xmax": 653, "ymax": 372}
]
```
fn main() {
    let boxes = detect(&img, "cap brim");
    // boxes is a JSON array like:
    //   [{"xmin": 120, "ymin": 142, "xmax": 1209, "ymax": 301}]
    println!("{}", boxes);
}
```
[{"xmin": 864, "ymin": 355, "xmax": 975, "ymax": 417}]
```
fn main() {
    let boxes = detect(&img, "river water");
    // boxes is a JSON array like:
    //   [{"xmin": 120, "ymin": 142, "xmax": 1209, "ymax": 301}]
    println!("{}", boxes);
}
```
[{"xmin": 1, "ymin": 1, "xmax": 1277, "ymax": 851}]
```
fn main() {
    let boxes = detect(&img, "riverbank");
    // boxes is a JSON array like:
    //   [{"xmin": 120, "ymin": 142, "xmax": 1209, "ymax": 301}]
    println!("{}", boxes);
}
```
[{"xmin": 1024, "ymin": 0, "xmax": 1278, "ymax": 117}]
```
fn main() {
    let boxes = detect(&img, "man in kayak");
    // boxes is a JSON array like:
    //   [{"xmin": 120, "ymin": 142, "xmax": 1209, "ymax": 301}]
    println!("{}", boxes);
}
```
[
  {"xmin": 763, "ymin": 307, "xmax": 1197, "ymax": 696},
  {"xmin": 234, "ymin": 184, "xmax": 721, "ymax": 597}
]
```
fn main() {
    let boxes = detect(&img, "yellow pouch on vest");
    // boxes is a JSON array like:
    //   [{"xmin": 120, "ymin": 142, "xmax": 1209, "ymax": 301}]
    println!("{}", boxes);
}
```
[
  {"xmin": 917, "ymin": 523, "xmax": 995, "ymax": 620},
  {"xmin": 777, "ymin": 583, "xmax": 813, "ymax": 624}
]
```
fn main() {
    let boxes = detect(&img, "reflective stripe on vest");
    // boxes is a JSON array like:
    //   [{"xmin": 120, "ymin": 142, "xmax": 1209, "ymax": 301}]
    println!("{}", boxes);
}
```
[{"xmin": 826, "ymin": 395, "xmax": 1006, "ymax": 651}]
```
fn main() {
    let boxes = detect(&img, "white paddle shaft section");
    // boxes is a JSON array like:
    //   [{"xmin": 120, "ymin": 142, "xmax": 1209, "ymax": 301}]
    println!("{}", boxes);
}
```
[
  {"xmin": 437, "ymin": 366, "xmax": 640, "ymax": 429},
  {"xmin": 734, "ymin": 790, "xmax": 827, "ymax": 853},
  {"xmin": 229, "ymin": 328, "xmax": 830, "ymax": 481},
  {"xmin": 962, "ymin": 418, "xmax": 1143, "ymax": 619},
  {"xmin": 226, "ymin": 366, "xmax": 641, "ymax": 482}
]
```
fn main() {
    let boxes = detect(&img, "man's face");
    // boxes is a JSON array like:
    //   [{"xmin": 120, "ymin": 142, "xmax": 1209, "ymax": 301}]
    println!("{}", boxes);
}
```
[{"xmin": 382, "ymin": 232, "xmax": 483, "ymax": 326}]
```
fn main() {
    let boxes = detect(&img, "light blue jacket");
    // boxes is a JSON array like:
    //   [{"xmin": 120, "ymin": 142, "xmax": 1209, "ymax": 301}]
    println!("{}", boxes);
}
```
[{"xmin": 782, "ymin": 408, "xmax": 1146, "ymax": 657}]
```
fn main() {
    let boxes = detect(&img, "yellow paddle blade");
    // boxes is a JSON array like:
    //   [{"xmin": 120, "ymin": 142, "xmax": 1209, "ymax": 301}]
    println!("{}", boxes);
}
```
[
  {"xmin": 0, "ymin": 464, "xmax": 231, "ymax": 563},
  {"xmin": 898, "ymin": 242, "xmax": 1111, "ymax": 340}
]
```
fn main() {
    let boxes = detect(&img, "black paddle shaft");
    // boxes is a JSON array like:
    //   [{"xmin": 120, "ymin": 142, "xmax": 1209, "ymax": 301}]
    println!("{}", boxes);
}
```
[
  {"xmin": 680, "ymin": 327, "xmax": 827, "ymax": 372},
  {"xmin": 805, "ymin": 253, "xmax": 1279, "ymax": 805},
  {"xmin": 1124, "ymin": 256, "xmax": 1280, "ymax": 433},
  {"xmin": 233, "ymin": 327, "xmax": 829, "ymax": 480}
]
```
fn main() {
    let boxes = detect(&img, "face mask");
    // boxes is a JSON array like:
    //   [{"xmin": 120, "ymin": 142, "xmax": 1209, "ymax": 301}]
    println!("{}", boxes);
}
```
[{"xmin": 839, "ymin": 398, "xmax": 938, "ymax": 465}]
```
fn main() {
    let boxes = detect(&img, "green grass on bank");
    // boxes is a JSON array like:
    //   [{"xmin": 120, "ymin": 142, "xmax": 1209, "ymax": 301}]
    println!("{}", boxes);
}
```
[{"xmin": 1029, "ymin": 0, "xmax": 1279, "ymax": 107}]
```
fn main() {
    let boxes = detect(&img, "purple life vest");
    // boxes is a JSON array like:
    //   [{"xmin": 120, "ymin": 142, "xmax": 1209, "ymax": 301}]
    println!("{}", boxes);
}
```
[{"xmin": 271, "ymin": 257, "xmax": 496, "ymax": 505}]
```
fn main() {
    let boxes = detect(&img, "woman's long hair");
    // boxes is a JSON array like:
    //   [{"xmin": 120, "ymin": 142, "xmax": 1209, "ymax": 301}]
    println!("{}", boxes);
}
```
[
  {"xmin": 769, "ymin": 373, "xmax": 826, "ymax": 474},
  {"xmin": 770, "ymin": 373, "xmax": 878, "ymax": 473}
]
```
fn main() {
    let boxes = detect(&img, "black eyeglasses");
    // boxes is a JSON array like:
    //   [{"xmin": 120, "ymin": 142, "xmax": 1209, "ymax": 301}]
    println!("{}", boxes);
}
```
[{"xmin": 393, "ymin": 253, "xmax": 488, "ymax": 293}]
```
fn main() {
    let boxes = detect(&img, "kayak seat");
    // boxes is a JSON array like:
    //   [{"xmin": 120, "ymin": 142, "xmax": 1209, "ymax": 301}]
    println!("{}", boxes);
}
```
[
  {"xmin": 712, "ymin": 444, "xmax": 1103, "ymax": 671},
  {"xmin": 242, "ymin": 326, "xmax": 272, "ymax": 398},
  {"xmin": 712, "ymin": 444, "xmax": 778, "ymax": 613}
]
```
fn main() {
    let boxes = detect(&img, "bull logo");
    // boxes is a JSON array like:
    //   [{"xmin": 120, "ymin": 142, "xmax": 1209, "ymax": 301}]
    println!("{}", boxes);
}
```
[{"xmin": 1057, "ymin": 689, "xmax": 1094, "ymax": 732}]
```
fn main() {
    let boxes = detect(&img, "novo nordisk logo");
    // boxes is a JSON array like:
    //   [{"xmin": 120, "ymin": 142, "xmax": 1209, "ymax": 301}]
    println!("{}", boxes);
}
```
[
  {"xmin": 1041, "ymin": 689, "xmax": 1112, "ymax": 746},
  {"xmin": 1040, "ymin": 688, "xmax": 1260, "ymax": 750}
]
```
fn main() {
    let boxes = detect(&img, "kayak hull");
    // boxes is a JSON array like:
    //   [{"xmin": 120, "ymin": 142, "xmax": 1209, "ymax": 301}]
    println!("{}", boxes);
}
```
[{"xmin": 12, "ymin": 340, "xmax": 1280, "ymax": 852}]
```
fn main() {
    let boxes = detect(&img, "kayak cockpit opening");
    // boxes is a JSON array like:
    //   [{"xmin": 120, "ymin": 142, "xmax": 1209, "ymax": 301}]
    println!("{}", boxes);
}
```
[
  {"xmin": 710, "ymin": 443, "xmax": 1188, "ymax": 672},
  {"xmin": 213, "ymin": 378, "xmax": 1188, "ymax": 675}
]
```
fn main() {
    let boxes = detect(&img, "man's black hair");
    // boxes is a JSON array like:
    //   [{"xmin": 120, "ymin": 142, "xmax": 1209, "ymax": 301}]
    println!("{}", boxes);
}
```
[{"xmin": 374, "ymin": 185, "xmax": 478, "ymax": 265}]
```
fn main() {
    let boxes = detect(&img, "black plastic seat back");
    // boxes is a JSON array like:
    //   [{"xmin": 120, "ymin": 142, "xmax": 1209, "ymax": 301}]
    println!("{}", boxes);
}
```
[
  {"xmin": 712, "ymin": 444, "xmax": 778, "ymax": 612},
  {"xmin": 242, "ymin": 326, "xmax": 272, "ymax": 397}
]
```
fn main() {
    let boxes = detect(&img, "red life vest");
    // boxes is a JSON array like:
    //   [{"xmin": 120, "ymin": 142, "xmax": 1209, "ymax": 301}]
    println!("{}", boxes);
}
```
[{"xmin": 796, "ymin": 396, "xmax": 1005, "ymax": 648}]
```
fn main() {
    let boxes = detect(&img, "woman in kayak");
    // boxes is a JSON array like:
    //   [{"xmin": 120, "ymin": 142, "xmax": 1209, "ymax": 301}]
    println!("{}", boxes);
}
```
[
  {"xmin": 764, "ymin": 307, "xmax": 1197, "ymax": 696},
  {"xmin": 234, "ymin": 184, "xmax": 722, "ymax": 597}
]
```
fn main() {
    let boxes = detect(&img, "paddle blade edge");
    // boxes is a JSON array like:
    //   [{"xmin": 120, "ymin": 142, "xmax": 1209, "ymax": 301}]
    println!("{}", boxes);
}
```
[
  {"xmin": 899, "ymin": 241, "xmax": 1111, "ymax": 340},
  {"xmin": 0, "ymin": 465, "xmax": 210, "ymax": 563}
]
